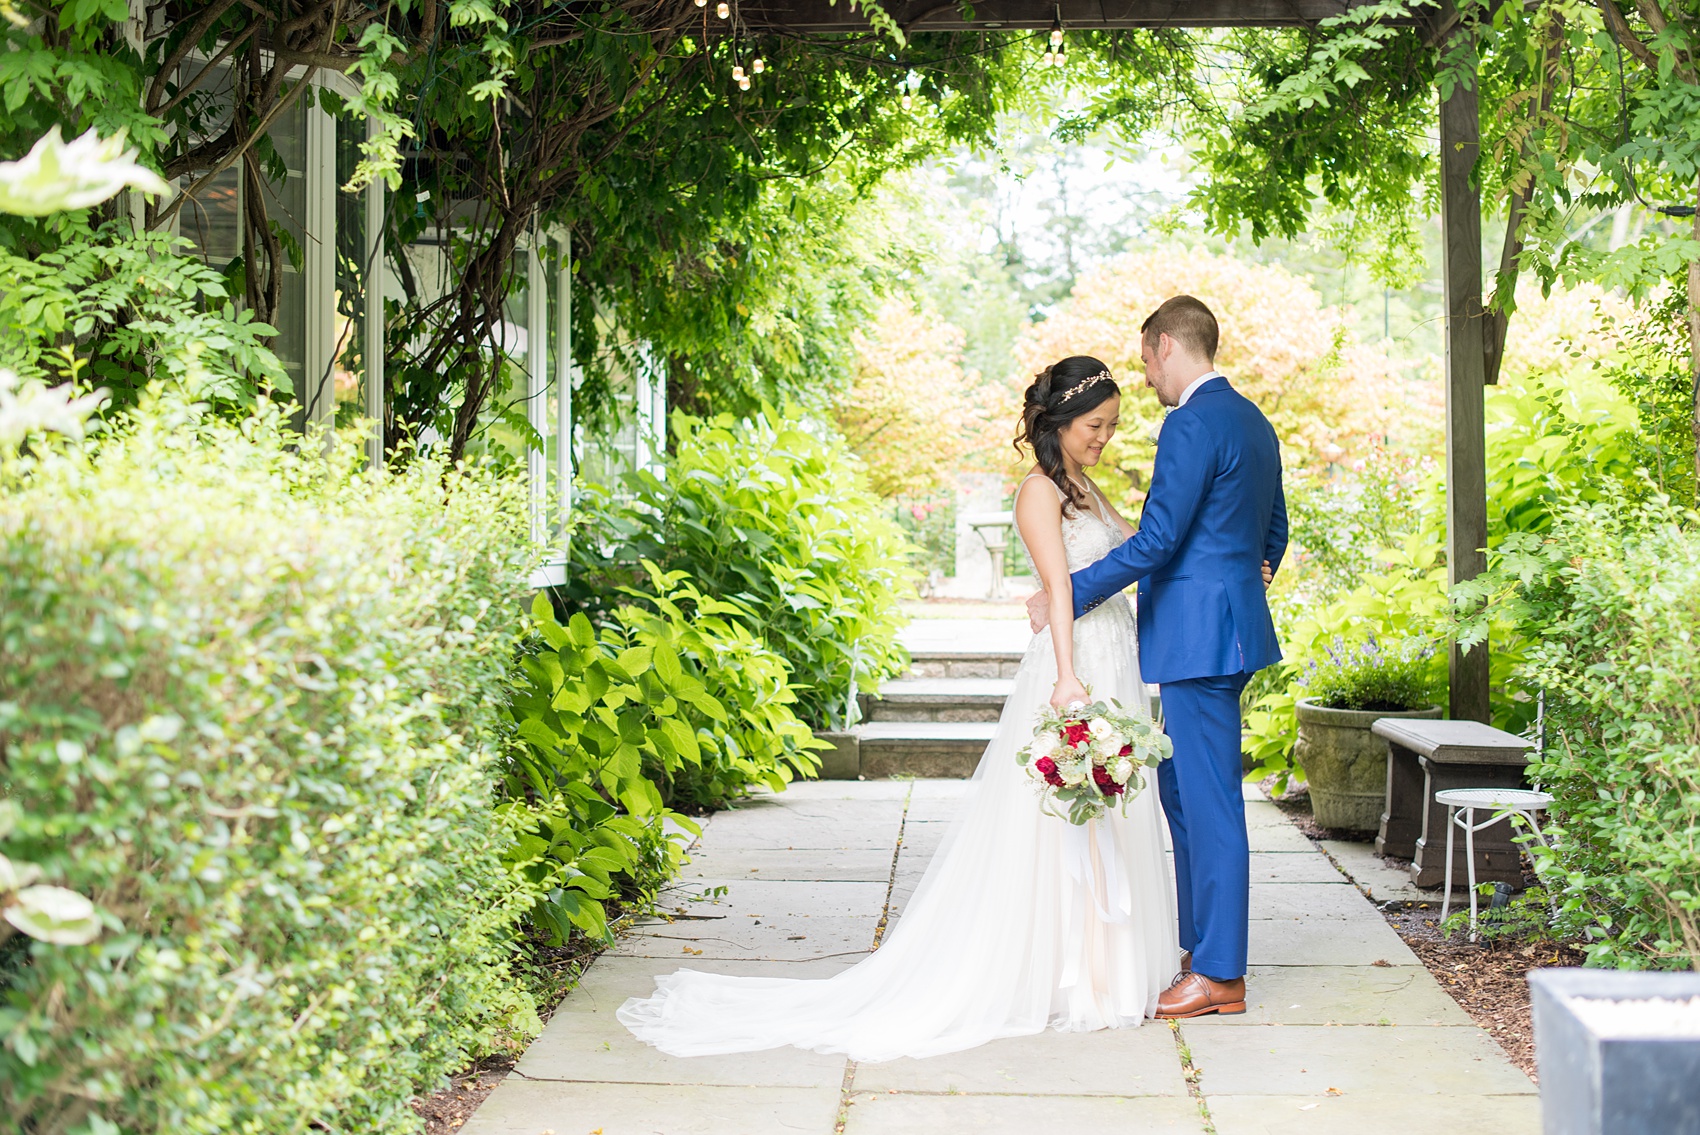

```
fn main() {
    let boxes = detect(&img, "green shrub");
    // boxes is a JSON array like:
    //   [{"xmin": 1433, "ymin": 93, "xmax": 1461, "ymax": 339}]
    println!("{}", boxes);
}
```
[
  {"xmin": 504, "ymin": 569, "xmax": 820, "ymax": 942},
  {"xmin": 1248, "ymin": 375, "xmax": 1646, "ymax": 783},
  {"xmin": 562, "ymin": 406, "xmax": 916, "ymax": 729},
  {"xmin": 1295, "ymin": 635, "xmax": 1439, "ymax": 712},
  {"xmin": 1455, "ymin": 490, "xmax": 1700, "ymax": 969},
  {"xmin": 0, "ymin": 395, "xmax": 542, "ymax": 1135}
]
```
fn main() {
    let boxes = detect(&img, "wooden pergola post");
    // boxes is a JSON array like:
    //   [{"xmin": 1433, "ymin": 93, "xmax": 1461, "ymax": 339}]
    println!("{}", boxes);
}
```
[{"xmin": 1437, "ymin": 22, "xmax": 1492, "ymax": 724}]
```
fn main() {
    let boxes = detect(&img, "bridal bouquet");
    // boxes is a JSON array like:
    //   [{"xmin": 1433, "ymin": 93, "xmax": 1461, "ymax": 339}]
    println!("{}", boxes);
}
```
[{"xmin": 1016, "ymin": 698, "xmax": 1173, "ymax": 825}]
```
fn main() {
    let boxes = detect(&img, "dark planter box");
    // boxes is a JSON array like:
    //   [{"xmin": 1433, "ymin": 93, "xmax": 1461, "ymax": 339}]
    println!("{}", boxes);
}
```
[{"xmin": 1530, "ymin": 968, "xmax": 1700, "ymax": 1135}]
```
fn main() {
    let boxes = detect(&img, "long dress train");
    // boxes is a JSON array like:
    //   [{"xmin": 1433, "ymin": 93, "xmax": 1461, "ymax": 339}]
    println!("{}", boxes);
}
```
[{"xmin": 617, "ymin": 474, "xmax": 1179, "ymax": 1062}]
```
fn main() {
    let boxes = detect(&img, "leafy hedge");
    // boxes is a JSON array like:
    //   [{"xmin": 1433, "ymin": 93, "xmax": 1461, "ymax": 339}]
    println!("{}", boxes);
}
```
[
  {"xmin": 504, "ymin": 568, "xmax": 820, "ymax": 942},
  {"xmin": 0, "ymin": 399, "xmax": 542, "ymax": 1134},
  {"xmin": 1457, "ymin": 491, "xmax": 1700, "ymax": 970},
  {"xmin": 561, "ymin": 405, "xmax": 916, "ymax": 730}
]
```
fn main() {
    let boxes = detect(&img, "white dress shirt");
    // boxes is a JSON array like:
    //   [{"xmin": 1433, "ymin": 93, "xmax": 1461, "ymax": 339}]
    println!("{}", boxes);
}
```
[{"xmin": 1175, "ymin": 370, "xmax": 1224, "ymax": 409}]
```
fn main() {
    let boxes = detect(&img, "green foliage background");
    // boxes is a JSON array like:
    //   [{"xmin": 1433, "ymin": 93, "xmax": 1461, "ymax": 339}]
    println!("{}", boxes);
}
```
[
  {"xmin": 561, "ymin": 406, "xmax": 917, "ymax": 731},
  {"xmin": 0, "ymin": 398, "xmax": 542, "ymax": 1134}
]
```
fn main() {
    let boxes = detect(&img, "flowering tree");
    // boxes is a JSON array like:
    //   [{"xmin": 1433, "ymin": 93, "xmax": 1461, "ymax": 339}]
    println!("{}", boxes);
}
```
[
  {"xmin": 835, "ymin": 300, "xmax": 1013, "ymax": 498},
  {"xmin": 1012, "ymin": 246, "xmax": 1412, "ymax": 506}
]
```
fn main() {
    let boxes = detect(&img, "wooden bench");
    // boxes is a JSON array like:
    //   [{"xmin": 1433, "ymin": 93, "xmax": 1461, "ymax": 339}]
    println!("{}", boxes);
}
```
[{"xmin": 1372, "ymin": 718, "xmax": 1535, "ymax": 888}]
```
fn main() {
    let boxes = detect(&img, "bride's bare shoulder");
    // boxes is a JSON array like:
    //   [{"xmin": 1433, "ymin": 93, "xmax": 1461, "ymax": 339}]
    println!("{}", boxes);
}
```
[{"xmin": 1015, "ymin": 467, "xmax": 1061, "ymax": 502}]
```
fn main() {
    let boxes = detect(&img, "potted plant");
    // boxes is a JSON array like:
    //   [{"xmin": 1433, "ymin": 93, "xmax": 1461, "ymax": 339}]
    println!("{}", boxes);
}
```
[{"xmin": 1292, "ymin": 635, "xmax": 1442, "ymax": 831}]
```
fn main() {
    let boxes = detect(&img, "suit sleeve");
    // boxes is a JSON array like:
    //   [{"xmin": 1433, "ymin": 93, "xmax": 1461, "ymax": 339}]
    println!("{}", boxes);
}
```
[
  {"xmin": 1265, "ymin": 476, "xmax": 1288, "ymax": 575},
  {"xmin": 1070, "ymin": 412, "xmax": 1213, "ymax": 619}
]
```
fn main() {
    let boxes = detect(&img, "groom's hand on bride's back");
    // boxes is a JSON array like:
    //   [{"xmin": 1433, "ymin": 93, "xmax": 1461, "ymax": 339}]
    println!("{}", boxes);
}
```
[
  {"xmin": 1262, "ymin": 560, "xmax": 1274, "ymax": 588},
  {"xmin": 1026, "ymin": 589, "xmax": 1051, "ymax": 633}
]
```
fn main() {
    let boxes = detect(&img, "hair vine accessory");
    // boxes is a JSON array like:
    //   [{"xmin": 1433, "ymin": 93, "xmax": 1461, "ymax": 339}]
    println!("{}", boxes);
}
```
[{"xmin": 1057, "ymin": 370, "xmax": 1114, "ymax": 402}]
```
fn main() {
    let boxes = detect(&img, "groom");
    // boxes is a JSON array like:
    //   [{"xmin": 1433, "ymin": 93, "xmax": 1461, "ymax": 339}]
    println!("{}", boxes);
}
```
[{"xmin": 1028, "ymin": 295, "xmax": 1287, "ymax": 1018}]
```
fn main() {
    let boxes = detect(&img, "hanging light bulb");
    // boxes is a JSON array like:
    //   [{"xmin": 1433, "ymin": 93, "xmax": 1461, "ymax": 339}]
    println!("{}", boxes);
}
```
[
  {"xmin": 716, "ymin": 1, "xmax": 729, "ymax": 15},
  {"xmin": 1041, "ymin": 48, "xmax": 1054, "ymax": 66},
  {"xmin": 738, "ymin": 75, "xmax": 751, "ymax": 90},
  {"xmin": 733, "ymin": 64, "xmax": 746, "ymax": 81},
  {"xmin": 751, "ymin": 56, "xmax": 764, "ymax": 73},
  {"xmin": 1049, "ymin": 18, "xmax": 1063, "ymax": 48},
  {"xmin": 901, "ymin": 93, "xmax": 913, "ymax": 110},
  {"xmin": 1054, "ymin": 41, "xmax": 1067, "ymax": 67},
  {"xmin": 695, "ymin": 0, "xmax": 706, "ymax": 7}
]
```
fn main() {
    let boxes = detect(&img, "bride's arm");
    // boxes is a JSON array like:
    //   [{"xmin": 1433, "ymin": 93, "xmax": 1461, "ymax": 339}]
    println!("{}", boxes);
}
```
[{"xmin": 1015, "ymin": 481, "xmax": 1090, "ymax": 709}]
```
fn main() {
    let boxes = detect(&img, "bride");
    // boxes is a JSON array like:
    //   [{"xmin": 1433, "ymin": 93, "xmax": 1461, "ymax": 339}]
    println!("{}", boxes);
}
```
[{"xmin": 618, "ymin": 356, "xmax": 1178, "ymax": 1062}]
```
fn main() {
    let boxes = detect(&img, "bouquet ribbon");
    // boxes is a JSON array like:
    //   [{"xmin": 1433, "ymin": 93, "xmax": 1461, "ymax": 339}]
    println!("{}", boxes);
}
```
[{"xmin": 1059, "ymin": 818, "xmax": 1134, "ymax": 989}]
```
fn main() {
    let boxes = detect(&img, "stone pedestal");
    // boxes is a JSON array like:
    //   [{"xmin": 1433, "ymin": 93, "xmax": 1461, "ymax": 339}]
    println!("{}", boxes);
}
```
[
  {"xmin": 953, "ymin": 473, "xmax": 1006, "ymax": 596},
  {"xmin": 1371, "ymin": 718, "xmax": 1533, "ymax": 888}
]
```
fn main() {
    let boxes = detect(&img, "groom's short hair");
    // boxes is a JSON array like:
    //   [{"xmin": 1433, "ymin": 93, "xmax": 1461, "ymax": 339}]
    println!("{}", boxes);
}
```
[{"xmin": 1141, "ymin": 295, "xmax": 1219, "ymax": 362}]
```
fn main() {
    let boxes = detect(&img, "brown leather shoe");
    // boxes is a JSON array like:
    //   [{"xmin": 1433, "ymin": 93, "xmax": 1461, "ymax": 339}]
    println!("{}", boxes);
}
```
[{"xmin": 1154, "ymin": 972, "xmax": 1247, "ymax": 1019}]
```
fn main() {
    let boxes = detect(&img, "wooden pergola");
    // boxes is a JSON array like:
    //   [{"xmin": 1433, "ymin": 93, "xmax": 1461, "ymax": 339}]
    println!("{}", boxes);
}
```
[{"xmin": 745, "ymin": 0, "xmax": 1494, "ymax": 723}]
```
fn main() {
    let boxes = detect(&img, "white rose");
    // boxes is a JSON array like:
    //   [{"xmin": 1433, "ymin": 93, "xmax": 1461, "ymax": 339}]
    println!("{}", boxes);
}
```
[
  {"xmin": 1087, "ymin": 716, "xmax": 1112, "ymax": 736},
  {"xmin": 1112, "ymin": 758, "xmax": 1133, "ymax": 781}
]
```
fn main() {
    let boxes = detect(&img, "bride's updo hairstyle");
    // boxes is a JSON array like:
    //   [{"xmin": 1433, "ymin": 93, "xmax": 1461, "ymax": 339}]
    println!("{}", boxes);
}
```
[{"xmin": 1014, "ymin": 354, "xmax": 1119, "ymax": 516}]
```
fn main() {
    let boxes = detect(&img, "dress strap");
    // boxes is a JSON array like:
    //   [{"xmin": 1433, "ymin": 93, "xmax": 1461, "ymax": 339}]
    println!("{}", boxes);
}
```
[{"xmin": 1015, "ymin": 473, "xmax": 1066, "ymax": 504}]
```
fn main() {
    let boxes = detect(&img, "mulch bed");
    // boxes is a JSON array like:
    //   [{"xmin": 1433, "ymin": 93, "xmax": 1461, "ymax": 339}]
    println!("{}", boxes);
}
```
[
  {"xmin": 1264, "ymin": 781, "xmax": 1585, "ymax": 1081},
  {"xmin": 413, "ymin": 1058, "xmax": 515, "ymax": 1135}
]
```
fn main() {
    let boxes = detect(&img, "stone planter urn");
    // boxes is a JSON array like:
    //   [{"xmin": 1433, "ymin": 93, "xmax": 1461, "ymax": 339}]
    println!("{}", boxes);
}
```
[{"xmin": 1293, "ymin": 698, "xmax": 1442, "ymax": 832}]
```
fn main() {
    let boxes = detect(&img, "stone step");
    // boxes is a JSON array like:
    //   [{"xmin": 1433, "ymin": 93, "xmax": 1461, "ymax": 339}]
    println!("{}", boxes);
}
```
[
  {"xmin": 906, "ymin": 650, "xmax": 1026, "ymax": 680},
  {"xmin": 855, "ymin": 721, "xmax": 997, "ymax": 779},
  {"xmin": 863, "ymin": 677, "xmax": 1013, "ymax": 723},
  {"xmin": 900, "ymin": 619, "xmax": 1029, "ymax": 679}
]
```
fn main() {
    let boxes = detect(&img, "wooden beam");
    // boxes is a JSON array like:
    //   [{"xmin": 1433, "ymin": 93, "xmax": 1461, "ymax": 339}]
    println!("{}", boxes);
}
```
[
  {"xmin": 1438, "ymin": 22, "xmax": 1492, "ymax": 725},
  {"xmin": 741, "ymin": 0, "xmax": 1406, "ymax": 33}
]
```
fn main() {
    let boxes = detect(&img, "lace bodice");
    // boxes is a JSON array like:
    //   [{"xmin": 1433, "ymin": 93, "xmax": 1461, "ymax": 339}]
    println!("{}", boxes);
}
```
[{"xmin": 1015, "ymin": 473, "xmax": 1136, "ymax": 665}]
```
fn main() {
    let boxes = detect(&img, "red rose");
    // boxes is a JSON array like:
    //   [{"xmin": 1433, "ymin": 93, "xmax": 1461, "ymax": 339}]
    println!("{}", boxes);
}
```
[
  {"xmin": 1092, "ymin": 765, "xmax": 1113, "ymax": 785},
  {"xmin": 1119, "ymin": 744, "xmax": 1133, "ymax": 756},
  {"xmin": 1034, "ymin": 756, "xmax": 1057, "ymax": 775},
  {"xmin": 1045, "ymin": 769, "xmax": 1065, "ymax": 787},
  {"xmin": 1063, "ymin": 721, "xmax": 1091, "ymax": 746}
]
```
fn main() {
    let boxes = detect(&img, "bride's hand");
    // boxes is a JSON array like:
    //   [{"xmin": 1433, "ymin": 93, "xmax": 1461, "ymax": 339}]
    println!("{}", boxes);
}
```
[
  {"xmin": 1262, "ymin": 560, "xmax": 1274, "ymax": 588},
  {"xmin": 1050, "ymin": 675, "xmax": 1090, "ymax": 709}
]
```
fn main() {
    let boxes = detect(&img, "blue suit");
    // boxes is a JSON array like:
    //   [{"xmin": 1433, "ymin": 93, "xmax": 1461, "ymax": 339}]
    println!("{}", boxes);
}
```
[{"xmin": 1071, "ymin": 375, "xmax": 1287, "ymax": 980}]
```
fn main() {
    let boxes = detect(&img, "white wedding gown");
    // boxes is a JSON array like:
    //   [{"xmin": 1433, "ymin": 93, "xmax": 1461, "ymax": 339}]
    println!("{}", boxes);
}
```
[{"xmin": 618, "ymin": 475, "xmax": 1178, "ymax": 1061}]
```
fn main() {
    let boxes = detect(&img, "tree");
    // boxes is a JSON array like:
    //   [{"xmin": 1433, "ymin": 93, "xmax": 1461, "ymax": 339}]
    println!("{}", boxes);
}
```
[
  {"xmin": 1011, "ymin": 245, "xmax": 1413, "ymax": 508},
  {"xmin": 834, "ymin": 299, "xmax": 1010, "ymax": 497},
  {"xmin": 1144, "ymin": 0, "xmax": 1700, "ymax": 493}
]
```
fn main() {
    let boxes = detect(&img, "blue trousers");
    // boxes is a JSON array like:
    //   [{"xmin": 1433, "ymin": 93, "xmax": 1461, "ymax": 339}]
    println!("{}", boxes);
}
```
[{"xmin": 1156, "ymin": 672, "xmax": 1251, "ymax": 981}]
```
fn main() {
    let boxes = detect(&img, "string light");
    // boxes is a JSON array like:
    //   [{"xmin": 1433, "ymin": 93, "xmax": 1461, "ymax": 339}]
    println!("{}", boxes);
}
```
[
  {"xmin": 738, "ymin": 74, "xmax": 751, "ymax": 90},
  {"xmin": 751, "ymin": 56, "xmax": 764, "ymax": 73},
  {"xmin": 1049, "ymin": 16, "xmax": 1063, "ymax": 47},
  {"xmin": 716, "ymin": 1, "xmax": 729, "ymax": 15},
  {"xmin": 695, "ymin": 0, "xmax": 706, "ymax": 7},
  {"xmin": 1054, "ymin": 41, "xmax": 1067, "ymax": 67},
  {"xmin": 1041, "ymin": 47, "xmax": 1054, "ymax": 66},
  {"xmin": 901, "ymin": 93, "xmax": 913, "ymax": 110}
]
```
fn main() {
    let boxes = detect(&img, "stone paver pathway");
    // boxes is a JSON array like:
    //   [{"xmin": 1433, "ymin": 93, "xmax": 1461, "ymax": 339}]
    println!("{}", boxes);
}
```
[{"xmin": 464, "ymin": 779, "xmax": 1537, "ymax": 1135}]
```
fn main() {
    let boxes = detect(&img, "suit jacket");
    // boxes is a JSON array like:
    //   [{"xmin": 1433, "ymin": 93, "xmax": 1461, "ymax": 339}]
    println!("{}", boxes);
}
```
[{"xmin": 1070, "ymin": 375, "xmax": 1287, "ymax": 684}]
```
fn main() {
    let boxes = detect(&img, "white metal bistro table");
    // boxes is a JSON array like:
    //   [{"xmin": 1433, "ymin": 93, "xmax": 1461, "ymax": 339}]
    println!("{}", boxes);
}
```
[{"xmin": 1435, "ymin": 786, "xmax": 1555, "ymax": 940}]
